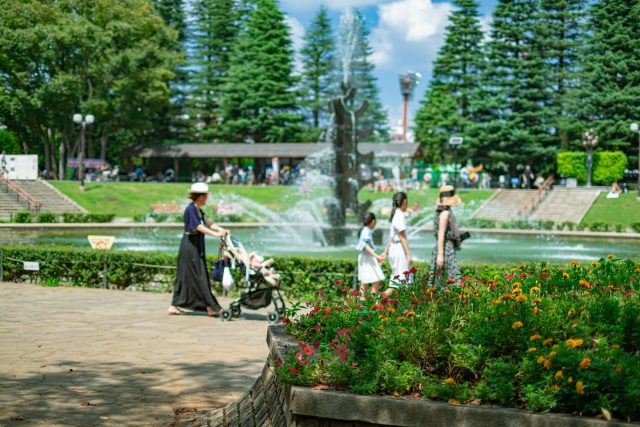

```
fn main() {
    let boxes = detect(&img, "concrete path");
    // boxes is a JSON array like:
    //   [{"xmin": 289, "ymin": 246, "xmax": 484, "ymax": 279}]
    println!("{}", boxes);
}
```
[{"xmin": 0, "ymin": 283, "xmax": 273, "ymax": 426}]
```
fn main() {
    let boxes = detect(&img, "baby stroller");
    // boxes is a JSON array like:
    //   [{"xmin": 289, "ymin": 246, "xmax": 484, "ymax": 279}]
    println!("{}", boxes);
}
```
[{"xmin": 217, "ymin": 236, "xmax": 286, "ymax": 324}]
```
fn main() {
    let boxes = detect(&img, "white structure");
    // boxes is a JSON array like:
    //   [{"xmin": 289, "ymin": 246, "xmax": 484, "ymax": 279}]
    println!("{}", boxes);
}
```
[{"xmin": 6, "ymin": 155, "xmax": 38, "ymax": 180}]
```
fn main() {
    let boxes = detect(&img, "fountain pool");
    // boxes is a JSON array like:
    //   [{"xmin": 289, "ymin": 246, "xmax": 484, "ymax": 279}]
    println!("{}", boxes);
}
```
[{"xmin": 2, "ymin": 227, "xmax": 638, "ymax": 264}]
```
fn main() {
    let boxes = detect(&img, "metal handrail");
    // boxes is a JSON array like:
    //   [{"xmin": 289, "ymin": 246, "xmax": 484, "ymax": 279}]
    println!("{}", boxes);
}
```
[
  {"xmin": 0, "ymin": 177, "xmax": 42, "ymax": 213},
  {"xmin": 517, "ymin": 175, "xmax": 554, "ymax": 217}
]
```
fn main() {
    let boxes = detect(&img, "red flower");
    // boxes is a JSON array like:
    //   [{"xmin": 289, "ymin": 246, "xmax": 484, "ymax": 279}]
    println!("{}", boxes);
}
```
[
  {"xmin": 504, "ymin": 274, "xmax": 516, "ymax": 280},
  {"xmin": 335, "ymin": 280, "xmax": 343, "ymax": 285},
  {"xmin": 287, "ymin": 366, "xmax": 299, "ymax": 375},
  {"xmin": 393, "ymin": 275, "xmax": 400, "ymax": 280},
  {"xmin": 323, "ymin": 306, "xmax": 332, "ymax": 313},
  {"xmin": 341, "ymin": 286, "xmax": 349, "ymax": 293},
  {"xmin": 446, "ymin": 279, "xmax": 456, "ymax": 285},
  {"xmin": 282, "ymin": 317, "xmax": 291, "ymax": 324},
  {"xmin": 410, "ymin": 266, "xmax": 417, "ymax": 274},
  {"xmin": 337, "ymin": 328, "xmax": 351, "ymax": 337},
  {"xmin": 315, "ymin": 290, "xmax": 325, "ymax": 296},
  {"xmin": 313, "ymin": 323, "xmax": 322, "ymax": 331},
  {"xmin": 275, "ymin": 358, "xmax": 283, "ymax": 367},
  {"xmin": 313, "ymin": 342, "xmax": 320, "ymax": 349},
  {"xmin": 300, "ymin": 343, "xmax": 314, "ymax": 356},
  {"xmin": 349, "ymin": 289, "xmax": 359, "ymax": 297},
  {"xmin": 351, "ymin": 362, "xmax": 359, "ymax": 367}
]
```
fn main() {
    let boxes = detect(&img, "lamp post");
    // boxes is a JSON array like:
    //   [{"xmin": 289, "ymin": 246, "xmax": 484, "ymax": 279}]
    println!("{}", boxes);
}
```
[
  {"xmin": 73, "ymin": 113, "xmax": 95, "ymax": 191},
  {"xmin": 398, "ymin": 72, "xmax": 421, "ymax": 142},
  {"xmin": 631, "ymin": 122, "xmax": 640, "ymax": 199},
  {"xmin": 582, "ymin": 129, "xmax": 598, "ymax": 188}
]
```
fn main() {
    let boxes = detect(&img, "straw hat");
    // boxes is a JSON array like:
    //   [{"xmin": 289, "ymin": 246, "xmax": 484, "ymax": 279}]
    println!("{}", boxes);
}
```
[
  {"xmin": 188, "ymin": 182, "xmax": 209, "ymax": 194},
  {"xmin": 436, "ymin": 185, "xmax": 462, "ymax": 206}
]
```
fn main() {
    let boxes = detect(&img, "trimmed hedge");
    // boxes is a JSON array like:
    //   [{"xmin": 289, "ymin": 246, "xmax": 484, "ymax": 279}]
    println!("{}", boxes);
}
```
[
  {"xmin": 557, "ymin": 151, "xmax": 627, "ymax": 185},
  {"xmin": 6, "ymin": 212, "xmax": 115, "ymax": 224},
  {"xmin": 0, "ymin": 246, "xmax": 505, "ymax": 299}
]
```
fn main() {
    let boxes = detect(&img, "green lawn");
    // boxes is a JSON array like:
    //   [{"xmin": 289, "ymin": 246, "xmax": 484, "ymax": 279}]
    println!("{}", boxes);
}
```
[
  {"xmin": 581, "ymin": 192, "xmax": 640, "ymax": 227},
  {"xmin": 52, "ymin": 181, "xmax": 495, "ymax": 219}
]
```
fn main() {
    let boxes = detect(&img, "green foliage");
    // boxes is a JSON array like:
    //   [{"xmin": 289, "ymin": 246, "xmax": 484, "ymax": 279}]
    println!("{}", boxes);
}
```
[
  {"xmin": 281, "ymin": 257, "xmax": 640, "ymax": 420},
  {"xmin": 593, "ymin": 151, "xmax": 627, "ymax": 184},
  {"xmin": 62, "ymin": 213, "xmax": 114, "ymax": 223},
  {"xmin": 557, "ymin": 152, "xmax": 586, "ymax": 182},
  {"xmin": 582, "ymin": 193, "xmax": 640, "ymax": 228},
  {"xmin": 0, "ymin": 130, "xmax": 21, "ymax": 154},
  {"xmin": 36, "ymin": 212, "xmax": 57, "ymax": 223},
  {"xmin": 632, "ymin": 223, "xmax": 640, "ymax": 233},
  {"xmin": 219, "ymin": 0, "xmax": 303, "ymax": 142},
  {"xmin": 300, "ymin": 6, "xmax": 337, "ymax": 130},
  {"xmin": 13, "ymin": 212, "xmax": 32, "ymax": 223}
]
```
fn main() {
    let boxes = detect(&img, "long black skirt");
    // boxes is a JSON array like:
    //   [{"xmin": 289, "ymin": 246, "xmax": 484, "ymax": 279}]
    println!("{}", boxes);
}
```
[{"xmin": 171, "ymin": 234, "xmax": 222, "ymax": 311}]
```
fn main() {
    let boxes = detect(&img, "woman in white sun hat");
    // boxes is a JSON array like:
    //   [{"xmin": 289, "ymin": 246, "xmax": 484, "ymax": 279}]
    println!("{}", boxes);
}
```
[
  {"xmin": 431, "ymin": 185, "xmax": 465, "ymax": 287},
  {"xmin": 169, "ymin": 183, "xmax": 229, "ymax": 317}
]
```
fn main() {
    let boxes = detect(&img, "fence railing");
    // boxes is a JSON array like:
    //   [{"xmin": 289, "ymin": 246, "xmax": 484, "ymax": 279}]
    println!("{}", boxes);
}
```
[
  {"xmin": 0, "ymin": 177, "xmax": 42, "ymax": 214},
  {"xmin": 517, "ymin": 175, "xmax": 554, "ymax": 218}
]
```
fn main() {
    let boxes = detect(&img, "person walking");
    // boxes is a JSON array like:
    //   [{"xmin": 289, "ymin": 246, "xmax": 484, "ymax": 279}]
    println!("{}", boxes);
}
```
[
  {"xmin": 431, "ymin": 185, "xmax": 463, "ymax": 287},
  {"xmin": 382, "ymin": 192, "xmax": 412, "ymax": 293},
  {"xmin": 169, "ymin": 183, "xmax": 229, "ymax": 317},
  {"xmin": 0, "ymin": 151, "xmax": 7, "ymax": 178},
  {"xmin": 356, "ymin": 212, "xmax": 386, "ymax": 298}
]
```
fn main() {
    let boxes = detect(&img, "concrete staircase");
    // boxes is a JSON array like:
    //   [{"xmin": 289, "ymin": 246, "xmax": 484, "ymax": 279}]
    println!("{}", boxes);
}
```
[
  {"xmin": 0, "ymin": 180, "xmax": 85, "ymax": 219},
  {"xmin": 529, "ymin": 188, "xmax": 600, "ymax": 224},
  {"xmin": 473, "ymin": 190, "xmax": 537, "ymax": 221}
]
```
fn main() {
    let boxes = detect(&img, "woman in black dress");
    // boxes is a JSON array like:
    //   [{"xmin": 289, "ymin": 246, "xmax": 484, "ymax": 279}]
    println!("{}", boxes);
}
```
[{"xmin": 168, "ymin": 183, "xmax": 229, "ymax": 316}]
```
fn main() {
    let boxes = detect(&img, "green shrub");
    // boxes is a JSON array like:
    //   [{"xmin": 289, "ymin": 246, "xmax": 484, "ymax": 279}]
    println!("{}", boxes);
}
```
[
  {"xmin": 540, "ymin": 220, "xmax": 555, "ymax": 230},
  {"xmin": 560, "ymin": 221, "xmax": 576, "ymax": 231},
  {"xmin": 465, "ymin": 218, "xmax": 496, "ymax": 228},
  {"xmin": 84, "ymin": 213, "xmax": 115, "ymax": 223},
  {"xmin": 0, "ymin": 129, "xmax": 21, "ymax": 154},
  {"xmin": 614, "ymin": 224, "xmax": 625, "ymax": 233},
  {"xmin": 36, "ymin": 212, "xmax": 57, "ymax": 223},
  {"xmin": 557, "ymin": 152, "xmax": 586, "ymax": 183},
  {"xmin": 593, "ymin": 151, "xmax": 627, "ymax": 185},
  {"xmin": 631, "ymin": 223, "xmax": 640, "ymax": 233},
  {"xmin": 13, "ymin": 211, "xmax": 32, "ymax": 223},
  {"xmin": 475, "ymin": 358, "xmax": 519, "ymax": 406},
  {"xmin": 63, "ymin": 212, "xmax": 87, "ymax": 223}
]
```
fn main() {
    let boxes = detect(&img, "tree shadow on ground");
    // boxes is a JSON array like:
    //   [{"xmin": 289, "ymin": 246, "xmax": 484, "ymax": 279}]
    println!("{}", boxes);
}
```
[{"xmin": 0, "ymin": 358, "xmax": 264, "ymax": 427}]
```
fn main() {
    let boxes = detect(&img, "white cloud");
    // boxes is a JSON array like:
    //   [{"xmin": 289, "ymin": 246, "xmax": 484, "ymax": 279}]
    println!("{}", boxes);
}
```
[
  {"xmin": 280, "ymin": 0, "xmax": 384, "ymax": 12},
  {"xmin": 370, "ymin": 0, "xmax": 453, "ymax": 68},
  {"xmin": 285, "ymin": 15, "xmax": 306, "ymax": 73}
]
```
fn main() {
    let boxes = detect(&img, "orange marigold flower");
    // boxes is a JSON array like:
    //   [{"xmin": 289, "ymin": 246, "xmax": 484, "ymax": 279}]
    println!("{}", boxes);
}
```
[
  {"xmin": 406, "ymin": 311, "xmax": 415, "ymax": 317},
  {"xmin": 444, "ymin": 377, "xmax": 456, "ymax": 385},
  {"xmin": 579, "ymin": 279, "xmax": 591, "ymax": 289},
  {"xmin": 528, "ymin": 347, "xmax": 537, "ymax": 352},
  {"xmin": 516, "ymin": 295, "xmax": 528, "ymax": 303},
  {"xmin": 576, "ymin": 381, "xmax": 585, "ymax": 395},
  {"xmin": 562, "ymin": 272, "xmax": 570, "ymax": 279},
  {"xmin": 530, "ymin": 334, "xmax": 542, "ymax": 341},
  {"xmin": 533, "ymin": 297, "xmax": 542, "ymax": 303},
  {"xmin": 548, "ymin": 351, "xmax": 558, "ymax": 358},
  {"xmin": 554, "ymin": 370, "xmax": 564, "ymax": 381},
  {"xmin": 580, "ymin": 358, "xmax": 591, "ymax": 369},
  {"xmin": 537, "ymin": 356, "xmax": 547, "ymax": 365},
  {"xmin": 542, "ymin": 338, "xmax": 553, "ymax": 346},
  {"xmin": 512, "ymin": 288, "xmax": 522, "ymax": 295},
  {"xmin": 570, "ymin": 260, "xmax": 579, "ymax": 266},
  {"xmin": 396, "ymin": 316, "xmax": 406, "ymax": 322},
  {"xmin": 544, "ymin": 359, "xmax": 553, "ymax": 370},
  {"xmin": 512, "ymin": 282, "xmax": 522, "ymax": 288},
  {"xmin": 502, "ymin": 294, "xmax": 513, "ymax": 300},
  {"xmin": 591, "ymin": 261, "xmax": 598, "ymax": 267},
  {"xmin": 398, "ymin": 327, "xmax": 408, "ymax": 333},
  {"xmin": 529, "ymin": 287, "xmax": 540, "ymax": 294},
  {"xmin": 512, "ymin": 321, "xmax": 523, "ymax": 329},
  {"xmin": 566, "ymin": 338, "xmax": 584, "ymax": 349},
  {"xmin": 607, "ymin": 254, "xmax": 614, "ymax": 259},
  {"xmin": 551, "ymin": 384, "xmax": 560, "ymax": 391},
  {"xmin": 533, "ymin": 307, "xmax": 541, "ymax": 314},
  {"xmin": 387, "ymin": 307, "xmax": 396, "ymax": 313},
  {"xmin": 493, "ymin": 299, "xmax": 501, "ymax": 305},
  {"xmin": 446, "ymin": 279, "xmax": 456, "ymax": 284}
]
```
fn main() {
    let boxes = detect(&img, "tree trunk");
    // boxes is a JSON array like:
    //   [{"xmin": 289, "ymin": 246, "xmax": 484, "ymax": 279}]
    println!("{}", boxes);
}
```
[
  {"xmin": 100, "ymin": 132, "xmax": 108, "ymax": 161},
  {"xmin": 49, "ymin": 128, "xmax": 58, "ymax": 179},
  {"xmin": 43, "ymin": 130, "xmax": 51, "ymax": 176},
  {"xmin": 59, "ymin": 140, "xmax": 66, "ymax": 181}
]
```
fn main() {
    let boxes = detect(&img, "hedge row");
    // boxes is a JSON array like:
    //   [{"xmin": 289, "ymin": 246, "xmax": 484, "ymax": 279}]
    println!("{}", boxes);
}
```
[
  {"xmin": 0, "ymin": 246, "xmax": 505, "ymax": 299},
  {"xmin": 7, "ymin": 212, "xmax": 115, "ymax": 224},
  {"xmin": 556, "ymin": 151, "xmax": 627, "ymax": 184},
  {"xmin": 465, "ymin": 218, "xmax": 640, "ymax": 233}
]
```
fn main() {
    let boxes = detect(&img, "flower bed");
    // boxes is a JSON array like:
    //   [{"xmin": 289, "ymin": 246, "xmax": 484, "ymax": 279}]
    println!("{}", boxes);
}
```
[{"xmin": 279, "ymin": 256, "xmax": 640, "ymax": 422}]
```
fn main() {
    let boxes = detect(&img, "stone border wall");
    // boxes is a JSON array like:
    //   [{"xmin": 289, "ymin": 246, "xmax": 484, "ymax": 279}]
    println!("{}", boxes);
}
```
[{"xmin": 185, "ymin": 325, "xmax": 639, "ymax": 427}]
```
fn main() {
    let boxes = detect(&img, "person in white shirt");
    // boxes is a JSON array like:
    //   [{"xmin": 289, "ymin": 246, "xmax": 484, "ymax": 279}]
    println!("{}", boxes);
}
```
[
  {"xmin": 382, "ymin": 192, "xmax": 412, "ymax": 294},
  {"xmin": 356, "ymin": 212, "xmax": 386, "ymax": 299}
]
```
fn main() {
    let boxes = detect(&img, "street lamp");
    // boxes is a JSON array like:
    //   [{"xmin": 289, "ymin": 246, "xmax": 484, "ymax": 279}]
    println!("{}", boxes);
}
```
[
  {"xmin": 631, "ymin": 122, "xmax": 640, "ymax": 199},
  {"xmin": 582, "ymin": 129, "xmax": 598, "ymax": 188},
  {"xmin": 73, "ymin": 113, "xmax": 95, "ymax": 191},
  {"xmin": 399, "ymin": 72, "xmax": 421, "ymax": 142}
]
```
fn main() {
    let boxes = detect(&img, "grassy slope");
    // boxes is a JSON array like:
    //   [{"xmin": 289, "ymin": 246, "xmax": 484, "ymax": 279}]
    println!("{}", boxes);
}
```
[
  {"xmin": 52, "ymin": 182, "xmax": 496, "ymax": 219},
  {"xmin": 581, "ymin": 192, "xmax": 640, "ymax": 227}
]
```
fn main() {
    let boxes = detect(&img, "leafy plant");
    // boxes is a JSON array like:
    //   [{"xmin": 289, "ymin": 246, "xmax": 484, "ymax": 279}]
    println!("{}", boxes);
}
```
[
  {"xmin": 36, "ymin": 212, "xmax": 57, "ymax": 223},
  {"xmin": 13, "ymin": 212, "xmax": 32, "ymax": 223}
]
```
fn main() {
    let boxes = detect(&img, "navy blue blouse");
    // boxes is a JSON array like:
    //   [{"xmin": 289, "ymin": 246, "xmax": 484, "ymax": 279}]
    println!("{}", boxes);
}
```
[{"xmin": 184, "ymin": 203, "xmax": 206, "ymax": 257}]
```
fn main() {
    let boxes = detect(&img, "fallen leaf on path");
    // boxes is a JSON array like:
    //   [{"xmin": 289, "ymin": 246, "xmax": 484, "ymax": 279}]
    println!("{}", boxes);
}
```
[{"xmin": 448, "ymin": 399, "xmax": 460, "ymax": 406}]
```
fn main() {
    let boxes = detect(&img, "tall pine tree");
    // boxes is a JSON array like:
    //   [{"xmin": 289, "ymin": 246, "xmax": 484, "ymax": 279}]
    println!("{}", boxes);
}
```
[
  {"xmin": 219, "ymin": 0, "xmax": 302, "ymax": 142},
  {"xmin": 300, "ymin": 6, "xmax": 337, "ymax": 134},
  {"xmin": 573, "ymin": 0, "xmax": 640, "ymax": 157},
  {"xmin": 415, "ymin": 0, "xmax": 485, "ymax": 162},
  {"xmin": 470, "ymin": 0, "xmax": 555, "ymax": 174},
  {"xmin": 537, "ymin": 0, "xmax": 588, "ymax": 149},
  {"xmin": 348, "ymin": 10, "xmax": 388, "ymax": 141},
  {"xmin": 188, "ymin": 0, "xmax": 239, "ymax": 141}
]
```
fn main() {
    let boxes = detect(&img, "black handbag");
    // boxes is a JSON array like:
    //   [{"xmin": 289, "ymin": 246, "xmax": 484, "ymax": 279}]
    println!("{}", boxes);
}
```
[{"xmin": 211, "ymin": 246, "xmax": 226, "ymax": 282}]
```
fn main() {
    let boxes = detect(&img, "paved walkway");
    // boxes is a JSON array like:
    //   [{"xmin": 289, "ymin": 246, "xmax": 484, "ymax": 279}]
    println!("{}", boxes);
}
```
[{"xmin": 0, "ymin": 283, "xmax": 273, "ymax": 426}]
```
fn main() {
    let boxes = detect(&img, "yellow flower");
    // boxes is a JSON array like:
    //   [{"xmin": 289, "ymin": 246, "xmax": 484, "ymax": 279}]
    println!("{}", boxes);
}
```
[
  {"xmin": 444, "ymin": 377, "xmax": 456, "ymax": 385},
  {"xmin": 591, "ymin": 261, "xmax": 598, "ymax": 267},
  {"xmin": 493, "ymin": 299, "xmax": 501, "ymax": 305},
  {"xmin": 533, "ymin": 297, "xmax": 542, "ymax": 303},
  {"xmin": 512, "ymin": 321, "xmax": 523, "ymax": 329},
  {"xmin": 579, "ymin": 279, "xmax": 591, "ymax": 289},
  {"xmin": 566, "ymin": 338, "xmax": 584, "ymax": 349},
  {"xmin": 567, "ymin": 376, "xmax": 573, "ymax": 383},
  {"xmin": 576, "ymin": 381, "xmax": 585, "ymax": 395},
  {"xmin": 378, "ymin": 315, "xmax": 386, "ymax": 320},
  {"xmin": 612, "ymin": 344, "xmax": 620, "ymax": 349},
  {"xmin": 607, "ymin": 254, "xmax": 614, "ymax": 259},
  {"xmin": 406, "ymin": 311, "xmax": 415, "ymax": 317},
  {"xmin": 528, "ymin": 347, "xmax": 537, "ymax": 352},
  {"xmin": 516, "ymin": 295, "xmax": 528, "ymax": 303},
  {"xmin": 381, "ymin": 317, "xmax": 390, "ymax": 322},
  {"xmin": 529, "ymin": 287, "xmax": 540, "ymax": 294},
  {"xmin": 544, "ymin": 359, "xmax": 553, "ymax": 370},
  {"xmin": 512, "ymin": 288, "xmax": 522, "ymax": 295},
  {"xmin": 396, "ymin": 316, "xmax": 406, "ymax": 323},
  {"xmin": 530, "ymin": 334, "xmax": 542, "ymax": 341},
  {"xmin": 568, "ymin": 308, "xmax": 576, "ymax": 315},
  {"xmin": 562, "ymin": 272, "xmax": 570, "ymax": 279},
  {"xmin": 548, "ymin": 351, "xmax": 558, "ymax": 359},
  {"xmin": 533, "ymin": 307, "xmax": 541, "ymax": 314},
  {"xmin": 554, "ymin": 370, "xmax": 564, "ymax": 381},
  {"xmin": 512, "ymin": 282, "xmax": 521, "ymax": 288},
  {"xmin": 399, "ymin": 327, "xmax": 408, "ymax": 333},
  {"xmin": 580, "ymin": 358, "xmax": 591, "ymax": 369},
  {"xmin": 542, "ymin": 338, "xmax": 553, "ymax": 346}
]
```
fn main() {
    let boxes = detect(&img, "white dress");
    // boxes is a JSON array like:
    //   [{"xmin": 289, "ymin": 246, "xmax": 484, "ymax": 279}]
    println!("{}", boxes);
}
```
[
  {"xmin": 356, "ymin": 228, "xmax": 385, "ymax": 284},
  {"xmin": 388, "ymin": 210, "xmax": 411, "ymax": 287}
]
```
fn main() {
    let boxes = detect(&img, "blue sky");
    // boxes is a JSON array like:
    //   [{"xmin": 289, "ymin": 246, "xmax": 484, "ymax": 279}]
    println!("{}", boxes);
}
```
[{"xmin": 280, "ymin": 0, "xmax": 498, "ymax": 131}]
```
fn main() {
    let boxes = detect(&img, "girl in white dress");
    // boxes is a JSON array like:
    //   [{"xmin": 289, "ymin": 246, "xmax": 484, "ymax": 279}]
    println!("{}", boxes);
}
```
[
  {"xmin": 356, "ymin": 212, "xmax": 386, "ymax": 298},
  {"xmin": 382, "ymin": 192, "xmax": 412, "ymax": 294}
]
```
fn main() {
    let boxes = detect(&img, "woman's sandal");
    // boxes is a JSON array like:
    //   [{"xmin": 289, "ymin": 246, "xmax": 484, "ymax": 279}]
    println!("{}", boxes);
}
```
[
  {"xmin": 208, "ymin": 309, "xmax": 222, "ymax": 317},
  {"xmin": 168, "ymin": 306, "xmax": 186, "ymax": 316}
]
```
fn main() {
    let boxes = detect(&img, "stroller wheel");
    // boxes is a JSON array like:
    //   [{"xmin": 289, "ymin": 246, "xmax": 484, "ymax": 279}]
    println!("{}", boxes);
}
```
[
  {"xmin": 231, "ymin": 306, "xmax": 241, "ymax": 317},
  {"xmin": 221, "ymin": 309, "xmax": 233, "ymax": 322},
  {"xmin": 267, "ymin": 311, "xmax": 280, "ymax": 324}
]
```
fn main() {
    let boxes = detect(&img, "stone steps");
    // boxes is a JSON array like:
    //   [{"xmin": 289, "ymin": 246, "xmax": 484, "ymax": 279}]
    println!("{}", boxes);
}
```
[
  {"xmin": 0, "ymin": 180, "xmax": 85, "ymax": 219},
  {"xmin": 473, "ymin": 190, "xmax": 537, "ymax": 221},
  {"xmin": 529, "ymin": 188, "xmax": 601, "ymax": 223}
]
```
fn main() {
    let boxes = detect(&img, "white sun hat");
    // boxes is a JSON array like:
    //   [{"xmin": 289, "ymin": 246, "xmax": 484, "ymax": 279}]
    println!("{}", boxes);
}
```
[{"xmin": 188, "ymin": 182, "xmax": 209, "ymax": 194}]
